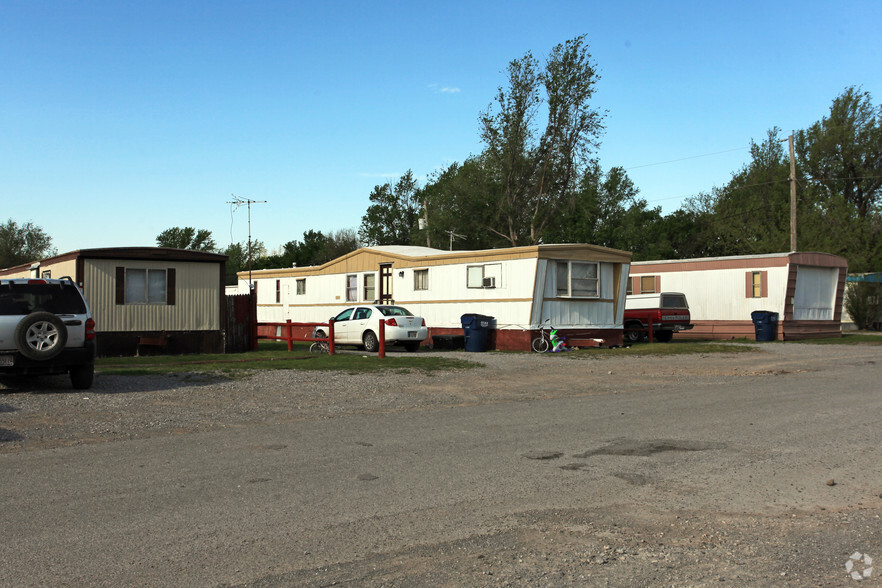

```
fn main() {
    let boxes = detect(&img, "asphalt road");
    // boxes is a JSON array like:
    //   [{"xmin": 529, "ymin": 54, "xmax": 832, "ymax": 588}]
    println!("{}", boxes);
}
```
[{"xmin": 2, "ymin": 344, "xmax": 881, "ymax": 586}]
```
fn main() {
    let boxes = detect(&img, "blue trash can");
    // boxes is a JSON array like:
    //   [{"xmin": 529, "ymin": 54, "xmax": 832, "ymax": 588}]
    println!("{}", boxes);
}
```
[
  {"xmin": 750, "ymin": 311, "xmax": 779, "ymax": 341},
  {"xmin": 461, "ymin": 314, "xmax": 494, "ymax": 352}
]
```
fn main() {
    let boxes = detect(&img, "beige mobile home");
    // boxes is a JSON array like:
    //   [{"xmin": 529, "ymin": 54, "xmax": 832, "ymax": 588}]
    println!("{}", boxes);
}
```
[
  {"xmin": 239, "ymin": 244, "xmax": 632, "ymax": 350},
  {"xmin": 0, "ymin": 247, "xmax": 227, "ymax": 355},
  {"xmin": 627, "ymin": 252, "xmax": 848, "ymax": 340}
]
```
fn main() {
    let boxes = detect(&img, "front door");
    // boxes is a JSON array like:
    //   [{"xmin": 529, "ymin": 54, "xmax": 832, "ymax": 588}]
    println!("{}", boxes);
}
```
[{"xmin": 379, "ymin": 263, "xmax": 393, "ymax": 304}]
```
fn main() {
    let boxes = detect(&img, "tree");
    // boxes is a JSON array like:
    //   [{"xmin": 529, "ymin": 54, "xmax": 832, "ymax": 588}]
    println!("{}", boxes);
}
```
[
  {"xmin": 223, "ymin": 240, "xmax": 266, "ymax": 285},
  {"xmin": 479, "ymin": 36, "xmax": 604, "ymax": 246},
  {"xmin": 705, "ymin": 128, "xmax": 793, "ymax": 256},
  {"xmin": 0, "ymin": 219, "xmax": 54, "ymax": 268},
  {"xmin": 796, "ymin": 86, "xmax": 882, "ymax": 220},
  {"xmin": 358, "ymin": 171, "xmax": 422, "ymax": 246},
  {"xmin": 156, "ymin": 227, "xmax": 217, "ymax": 252}
]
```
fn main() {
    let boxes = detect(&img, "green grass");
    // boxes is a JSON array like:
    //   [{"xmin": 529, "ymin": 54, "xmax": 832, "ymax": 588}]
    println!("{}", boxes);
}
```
[
  {"xmin": 95, "ymin": 340, "xmax": 479, "ymax": 377},
  {"xmin": 793, "ymin": 332, "xmax": 882, "ymax": 345},
  {"xmin": 563, "ymin": 340, "xmax": 761, "ymax": 357}
]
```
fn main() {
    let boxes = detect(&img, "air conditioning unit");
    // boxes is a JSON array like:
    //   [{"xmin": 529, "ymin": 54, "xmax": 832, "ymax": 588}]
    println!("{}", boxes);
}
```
[{"xmin": 482, "ymin": 277, "xmax": 496, "ymax": 288}]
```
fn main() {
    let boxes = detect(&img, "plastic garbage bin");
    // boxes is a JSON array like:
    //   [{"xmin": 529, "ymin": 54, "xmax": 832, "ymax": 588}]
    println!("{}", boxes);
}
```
[
  {"xmin": 750, "ymin": 311, "xmax": 779, "ymax": 341},
  {"xmin": 461, "ymin": 314, "xmax": 494, "ymax": 352}
]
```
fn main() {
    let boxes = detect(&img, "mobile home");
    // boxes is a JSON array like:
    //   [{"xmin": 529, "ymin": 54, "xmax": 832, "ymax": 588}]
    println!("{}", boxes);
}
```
[
  {"xmin": 0, "ymin": 247, "xmax": 227, "ymax": 355},
  {"xmin": 627, "ymin": 252, "xmax": 848, "ymax": 340},
  {"xmin": 238, "ymin": 244, "xmax": 633, "ymax": 350}
]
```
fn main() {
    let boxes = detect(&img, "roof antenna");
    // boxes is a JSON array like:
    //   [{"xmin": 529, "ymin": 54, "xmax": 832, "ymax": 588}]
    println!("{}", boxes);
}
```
[{"xmin": 227, "ymin": 194, "xmax": 267, "ymax": 288}]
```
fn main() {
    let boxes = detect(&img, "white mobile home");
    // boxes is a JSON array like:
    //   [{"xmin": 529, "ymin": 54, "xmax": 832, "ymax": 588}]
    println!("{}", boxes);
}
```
[
  {"xmin": 239, "ymin": 244, "xmax": 633, "ymax": 350},
  {"xmin": 627, "ymin": 252, "xmax": 848, "ymax": 340}
]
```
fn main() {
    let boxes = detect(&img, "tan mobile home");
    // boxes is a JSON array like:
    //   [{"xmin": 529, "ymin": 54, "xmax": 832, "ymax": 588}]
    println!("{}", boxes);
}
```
[
  {"xmin": 627, "ymin": 252, "xmax": 848, "ymax": 340},
  {"xmin": 238, "ymin": 244, "xmax": 633, "ymax": 350},
  {"xmin": 0, "ymin": 247, "xmax": 227, "ymax": 355}
]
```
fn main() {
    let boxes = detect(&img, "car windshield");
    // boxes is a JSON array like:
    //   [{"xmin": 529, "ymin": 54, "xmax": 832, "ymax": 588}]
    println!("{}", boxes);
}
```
[
  {"xmin": 376, "ymin": 306, "xmax": 413, "ymax": 317},
  {"xmin": 0, "ymin": 283, "xmax": 87, "ymax": 315}
]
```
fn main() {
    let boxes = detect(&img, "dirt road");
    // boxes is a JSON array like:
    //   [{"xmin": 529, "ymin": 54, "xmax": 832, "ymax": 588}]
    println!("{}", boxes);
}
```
[{"xmin": 2, "ymin": 343, "xmax": 881, "ymax": 586}]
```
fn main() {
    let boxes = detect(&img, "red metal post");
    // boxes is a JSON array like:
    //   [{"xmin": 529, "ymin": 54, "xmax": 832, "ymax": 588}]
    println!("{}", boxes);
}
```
[
  {"xmin": 378, "ymin": 319, "xmax": 385, "ymax": 358},
  {"xmin": 328, "ymin": 319, "xmax": 335, "ymax": 355}
]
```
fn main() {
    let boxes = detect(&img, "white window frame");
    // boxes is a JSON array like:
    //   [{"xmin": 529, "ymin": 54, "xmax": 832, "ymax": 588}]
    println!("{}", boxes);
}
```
[
  {"xmin": 345, "ymin": 274, "xmax": 357, "ymax": 302},
  {"xmin": 555, "ymin": 261, "xmax": 599, "ymax": 298},
  {"xmin": 363, "ymin": 273, "xmax": 376, "ymax": 301},
  {"xmin": 414, "ymin": 269, "xmax": 429, "ymax": 291},
  {"xmin": 296, "ymin": 278, "xmax": 306, "ymax": 295}
]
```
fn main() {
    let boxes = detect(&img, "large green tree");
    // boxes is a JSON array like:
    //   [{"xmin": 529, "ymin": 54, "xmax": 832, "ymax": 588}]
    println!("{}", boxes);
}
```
[
  {"xmin": 480, "ymin": 35, "xmax": 604, "ymax": 245},
  {"xmin": 156, "ymin": 227, "xmax": 217, "ymax": 252},
  {"xmin": 0, "ymin": 219, "xmax": 54, "ymax": 268},
  {"xmin": 358, "ymin": 171, "xmax": 421, "ymax": 246}
]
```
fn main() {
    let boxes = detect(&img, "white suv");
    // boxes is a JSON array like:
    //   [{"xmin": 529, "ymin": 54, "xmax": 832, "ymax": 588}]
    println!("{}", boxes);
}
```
[{"xmin": 0, "ymin": 277, "xmax": 96, "ymax": 389}]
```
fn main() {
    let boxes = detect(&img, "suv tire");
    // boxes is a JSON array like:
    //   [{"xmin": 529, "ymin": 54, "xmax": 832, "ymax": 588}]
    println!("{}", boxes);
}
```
[{"xmin": 14, "ymin": 312, "xmax": 68, "ymax": 361}]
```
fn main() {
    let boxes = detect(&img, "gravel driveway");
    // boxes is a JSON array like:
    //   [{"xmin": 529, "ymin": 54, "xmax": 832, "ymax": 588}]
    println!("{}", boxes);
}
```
[{"xmin": 2, "ymin": 342, "xmax": 881, "ymax": 587}]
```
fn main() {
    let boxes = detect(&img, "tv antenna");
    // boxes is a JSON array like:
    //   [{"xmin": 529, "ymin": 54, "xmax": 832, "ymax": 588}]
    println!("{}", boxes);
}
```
[
  {"xmin": 445, "ymin": 229, "xmax": 465, "ymax": 251},
  {"xmin": 227, "ymin": 194, "xmax": 267, "ymax": 288}
]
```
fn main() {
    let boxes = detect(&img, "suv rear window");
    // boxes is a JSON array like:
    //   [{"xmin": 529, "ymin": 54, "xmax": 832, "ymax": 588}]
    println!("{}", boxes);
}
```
[
  {"xmin": 0, "ymin": 283, "xmax": 88, "ymax": 315},
  {"xmin": 660, "ymin": 294, "xmax": 688, "ymax": 309}
]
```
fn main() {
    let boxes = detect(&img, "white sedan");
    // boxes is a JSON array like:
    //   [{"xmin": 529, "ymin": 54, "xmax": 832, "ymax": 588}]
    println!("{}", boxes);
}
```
[{"xmin": 325, "ymin": 305, "xmax": 428, "ymax": 352}]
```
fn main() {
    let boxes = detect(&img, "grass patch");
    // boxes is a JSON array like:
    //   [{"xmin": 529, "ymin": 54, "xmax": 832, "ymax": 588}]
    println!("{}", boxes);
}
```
[
  {"xmin": 565, "ymin": 340, "xmax": 761, "ymax": 357},
  {"xmin": 96, "ymin": 340, "xmax": 479, "ymax": 377},
  {"xmin": 794, "ymin": 332, "xmax": 882, "ymax": 345}
]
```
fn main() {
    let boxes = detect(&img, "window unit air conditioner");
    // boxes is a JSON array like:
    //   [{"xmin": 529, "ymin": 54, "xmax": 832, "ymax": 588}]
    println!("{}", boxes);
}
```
[{"xmin": 482, "ymin": 277, "xmax": 496, "ymax": 288}]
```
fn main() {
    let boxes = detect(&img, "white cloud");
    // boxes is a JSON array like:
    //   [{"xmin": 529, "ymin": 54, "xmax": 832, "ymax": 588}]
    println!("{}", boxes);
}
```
[{"xmin": 428, "ymin": 84, "xmax": 461, "ymax": 94}]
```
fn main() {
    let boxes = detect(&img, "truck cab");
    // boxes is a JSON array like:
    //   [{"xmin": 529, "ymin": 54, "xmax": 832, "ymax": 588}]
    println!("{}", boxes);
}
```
[{"xmin": 623, "ymin": 292, "xmax": 693, "ymax": 343}]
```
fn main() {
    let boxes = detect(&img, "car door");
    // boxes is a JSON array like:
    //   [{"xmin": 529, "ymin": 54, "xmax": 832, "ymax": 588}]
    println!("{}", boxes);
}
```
[
  {"xmin": 350, "ymin": 307, "xmax": 373, "ymax": 344},
  {"xmin": 332, "ymin": 308, "xmax": 354, "ymax": 344}
]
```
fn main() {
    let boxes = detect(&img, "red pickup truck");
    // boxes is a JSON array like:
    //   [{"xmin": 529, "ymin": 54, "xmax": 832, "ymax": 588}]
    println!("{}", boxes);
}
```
[{"xmin": 624, "ymin": 292, "xmax": 693, "ymax": 343}]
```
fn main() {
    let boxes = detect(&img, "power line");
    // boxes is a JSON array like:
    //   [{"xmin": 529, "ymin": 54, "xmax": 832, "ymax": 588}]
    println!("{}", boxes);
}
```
[{"xmin": 624, "ymin": 146, "xmax": 750, "ymax": 171}]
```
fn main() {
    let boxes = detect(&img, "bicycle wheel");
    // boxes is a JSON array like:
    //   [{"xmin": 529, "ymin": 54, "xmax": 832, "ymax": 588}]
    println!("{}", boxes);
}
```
[
  {"xmin": 309, "ymin": 342, "xmax": 329, "ymax": 353},
  {"xmin": 531, "ymin": 336, "xmax": 549, "ymax": 353}
]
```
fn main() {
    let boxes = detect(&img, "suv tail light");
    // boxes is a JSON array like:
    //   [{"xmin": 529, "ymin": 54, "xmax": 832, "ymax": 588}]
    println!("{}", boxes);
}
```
[
  {"xmin": 384, "ymin": 318, "xmax": 399, "ymax": 327},
  {"xmin": 85, "ymin": 318, "xmax": 96, "ymax": 341}
]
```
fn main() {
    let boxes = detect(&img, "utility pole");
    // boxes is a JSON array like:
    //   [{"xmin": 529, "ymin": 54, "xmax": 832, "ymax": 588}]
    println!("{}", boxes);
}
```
[
  {"xmin": 227, "ymin": 194, "xmax": 267, "ymax": 288},
  {"xmin": 445, "ymin": 229, "xmax": 465, "ymax": 251},
  {"xmin": 788, "ymin": 134, "xmax": 797, "ymax": 252},
  {"xmin": 422, "ymin": 199, "xmax": 431, "ymax": 248}
]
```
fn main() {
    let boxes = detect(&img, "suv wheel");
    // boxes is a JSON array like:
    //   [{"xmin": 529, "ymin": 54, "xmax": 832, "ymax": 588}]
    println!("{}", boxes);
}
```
[{"xmin": 14, "ymin": 312, "xmax": 68, "ymax": 361}]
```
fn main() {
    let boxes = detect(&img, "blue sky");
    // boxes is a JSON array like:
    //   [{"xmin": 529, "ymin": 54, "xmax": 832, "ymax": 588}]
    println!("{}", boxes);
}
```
[{"xmin": 2, "ymin": 0, "xmax": 880, "ymax": 256}]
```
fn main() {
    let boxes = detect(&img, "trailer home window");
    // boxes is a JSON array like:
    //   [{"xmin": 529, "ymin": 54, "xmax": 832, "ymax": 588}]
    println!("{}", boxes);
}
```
[
  {"xmin": 363, "ymin": 273, "xmax": 376, "ymax": 301},
  {"xmin": 346, "ymin": 274, "xmax": 357, "ymax": 301},
  {"xmin": 414, "ymin": 269, "xmax": 428, "ymax": 291},
  {"xmin": 556, "ymin": 261, "xmax": 598, "ymax": 298},
  {"xmin": 124, "ymin": 269, "xmax": 167, "ymax": 304},
  {"xmin": 296, "ymin": 279, "xmax": 306, "ymax": 295}
]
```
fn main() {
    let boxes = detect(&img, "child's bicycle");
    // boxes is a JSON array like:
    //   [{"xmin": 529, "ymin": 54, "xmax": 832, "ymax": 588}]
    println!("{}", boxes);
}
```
[
  {"xmin": 309, "ymin": 326, "xmax": 330, "ymax": 353},
  {"xmin": 532, "ymin": 319, "xmax": 553, "ymax": 352},
  {"xmin": 531, "ymin": 319, "xmax": 569, "ymax": 353}
]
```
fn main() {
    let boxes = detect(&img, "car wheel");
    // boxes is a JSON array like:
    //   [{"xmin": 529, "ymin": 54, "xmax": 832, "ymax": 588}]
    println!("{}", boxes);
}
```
[
  {"xmin": 403, "ymin": 342, "xmax": 420, "ymax": 352},
  {"xmin": 70, "ymin": 363, "xmax": 94, "ymax": 389},
  {"xmin": 14, "ymin": 312, "xmax": 68, "ymax": 361},
  {"xmin": 654, "ymin": 330, "xmax": 674, "ymax": 343},
  {"xmin": 623, "ymin": 323, "xmax": 644, "ymax": 344},
  {"xmin": 363, "ymin": 331, "xmax": 379, "ymax": 353}
]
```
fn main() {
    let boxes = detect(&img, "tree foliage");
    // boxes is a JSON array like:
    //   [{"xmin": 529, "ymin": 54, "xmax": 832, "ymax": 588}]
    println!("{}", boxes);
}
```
[
  {"xmin": 479, "ymin": 36, "xmax": 604, "ymax": 246},
  {"xmin": 156, "ymin": 227, "xmax": 217, "ymax": 252},
  {"xmin": 358, "ymin": 171, "xmax": 421, "ymax": 246},
  {"xmin": 0, "ymin": 219, "xmax": 54, "ymax": 268}
]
